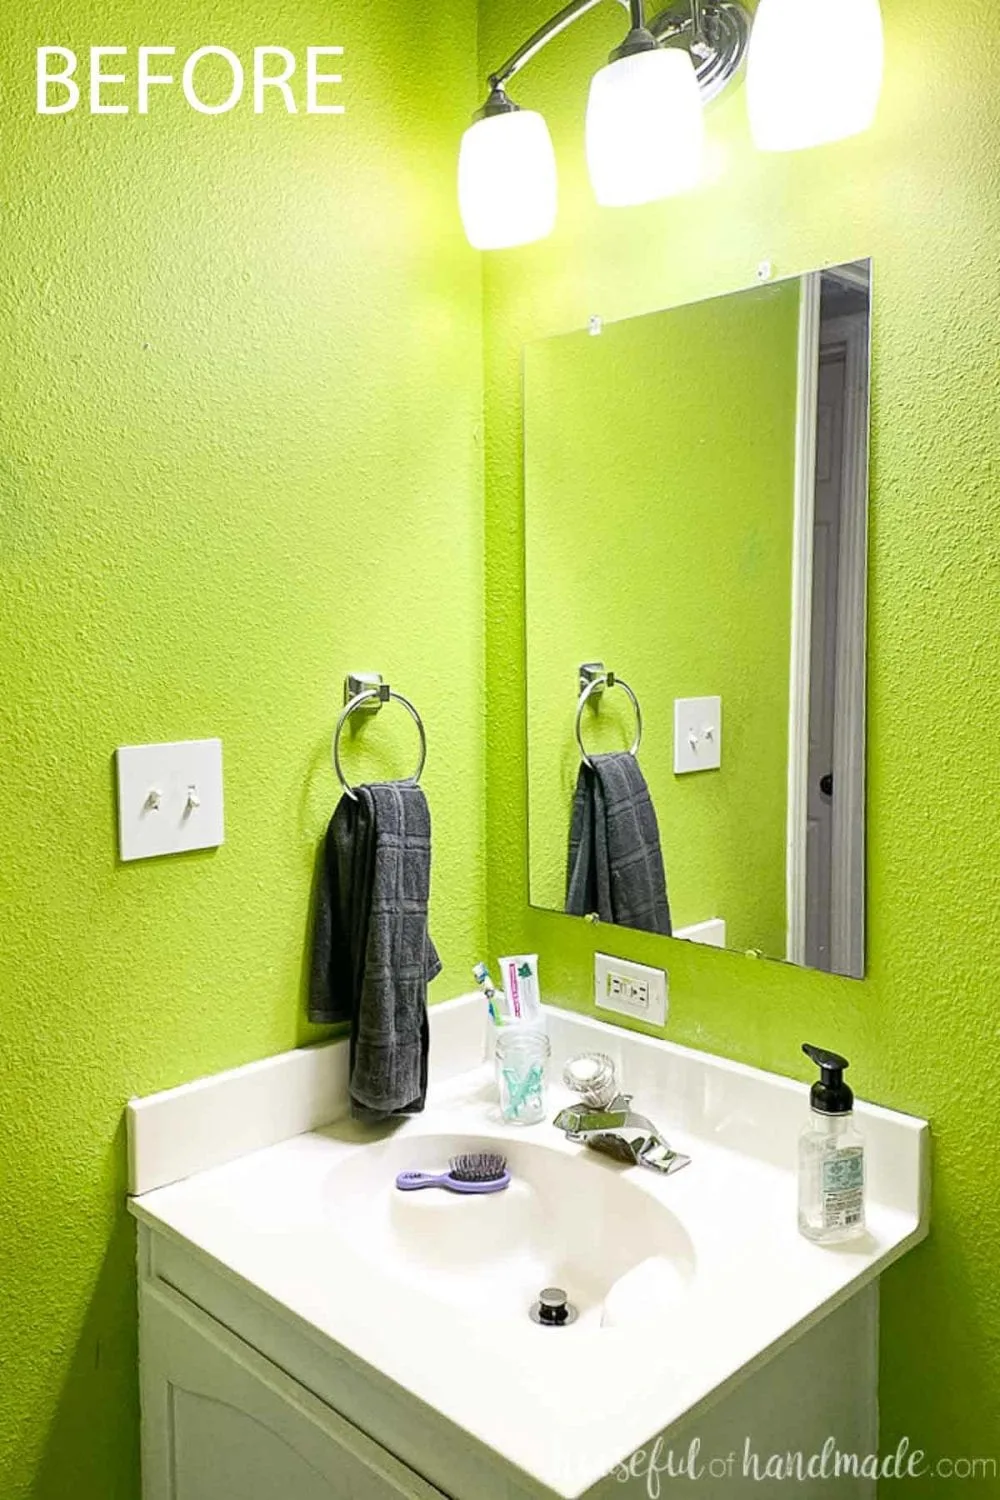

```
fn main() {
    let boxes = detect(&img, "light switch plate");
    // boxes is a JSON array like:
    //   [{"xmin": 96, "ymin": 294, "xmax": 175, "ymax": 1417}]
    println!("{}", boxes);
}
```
[
  {"xmin": 674, "ymin": 696, "xmax": 722, "ymax": 774},
  {"xmin": 116, "ymin": 739, "xmax": 224, "ymax": 862},
  {"xmin": 595, "ymin": 952, "xmax": 668, "ymax": 1027}
]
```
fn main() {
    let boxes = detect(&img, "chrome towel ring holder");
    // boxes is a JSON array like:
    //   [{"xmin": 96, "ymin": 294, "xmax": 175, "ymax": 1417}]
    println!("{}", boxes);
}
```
[
  {"xmin": 333, "ymin": 672, "xmax": 427, "ymax": 802},
  {"xmin": 574, "ymin": 661, "xmax": 643, "ymax": 769}
]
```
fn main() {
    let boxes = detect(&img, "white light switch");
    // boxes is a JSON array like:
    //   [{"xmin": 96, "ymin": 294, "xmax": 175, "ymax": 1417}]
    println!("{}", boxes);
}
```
[
  {"xmin": 674, "ymin": 696, "xmax": 722, "ymax": 775},
  {"xmin": 595, "ymin": 953, "xmax": 668, "ymax": 1026},
  {"xmin": 116, "ymin": 739, "xmax": 224, "ymax": 862}
]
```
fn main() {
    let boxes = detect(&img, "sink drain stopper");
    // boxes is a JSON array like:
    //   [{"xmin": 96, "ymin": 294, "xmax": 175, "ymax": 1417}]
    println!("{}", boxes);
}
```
[{"xmin": 530, "ymin": 1287, "xmax": 578, "ymax": 1327}]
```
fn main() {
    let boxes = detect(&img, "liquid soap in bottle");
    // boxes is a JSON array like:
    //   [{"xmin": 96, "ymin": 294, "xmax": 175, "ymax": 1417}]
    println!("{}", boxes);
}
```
[{"xmin": 798, "ymin": 1044, "xmax": 866, "ymax": 1245}]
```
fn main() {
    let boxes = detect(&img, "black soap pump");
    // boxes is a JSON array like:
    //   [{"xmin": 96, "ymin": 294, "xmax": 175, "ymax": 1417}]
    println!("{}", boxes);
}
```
[{"xmin": 798, "ymin": 1044, "xmax": 866, "ymax": 1244}]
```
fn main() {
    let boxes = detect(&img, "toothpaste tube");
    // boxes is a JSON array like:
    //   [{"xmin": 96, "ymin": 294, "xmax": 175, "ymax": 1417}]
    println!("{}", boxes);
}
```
[{"xmin": 497, "ymin": 955, "xmax": 541, "ymax": 1023}]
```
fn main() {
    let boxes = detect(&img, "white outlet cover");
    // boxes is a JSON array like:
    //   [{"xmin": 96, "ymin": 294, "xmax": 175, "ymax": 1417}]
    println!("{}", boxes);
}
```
[
  {"xmin": 674, "ymin": 696, "xmax": 722, "ymax": 775},
  {"xmin": 595, "ymin": 952, "xmax": 668, "ymax": 1027},
  {"xmin": 116, "ymin": 739, "xmax": 225, "ymax": 862}
]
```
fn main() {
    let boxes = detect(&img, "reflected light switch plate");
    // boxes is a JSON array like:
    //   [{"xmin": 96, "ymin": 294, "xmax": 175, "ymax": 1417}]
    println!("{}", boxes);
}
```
[
  {"xmin": 674, "ymin": 696, "xmax": 722, "ymax": 775},
  {"xmin": 116, "ymin": 739, "xmax": 224, "ymax": 862}
]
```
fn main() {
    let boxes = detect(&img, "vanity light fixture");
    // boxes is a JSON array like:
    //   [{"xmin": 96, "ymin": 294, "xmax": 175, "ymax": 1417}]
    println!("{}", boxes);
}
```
[
  {"xmin": 460, "ymin": 0, "xmax": 884, "ymax": 249},
  {"xmin": 458, "ymin": 90, "xmax": 558, "ymax": 250},
  {"xmin": 746, "ymin": 0, "xmax": 884, "ymax": 151},
  {"xmin": 586, "ymin": 24, "xmax": 704, "ymax": 207}
]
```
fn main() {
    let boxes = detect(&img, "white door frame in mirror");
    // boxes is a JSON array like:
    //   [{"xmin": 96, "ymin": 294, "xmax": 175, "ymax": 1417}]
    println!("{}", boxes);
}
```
[{"xmin": 786, "ymin": 270, "xmax": 870, "ymax": 976}]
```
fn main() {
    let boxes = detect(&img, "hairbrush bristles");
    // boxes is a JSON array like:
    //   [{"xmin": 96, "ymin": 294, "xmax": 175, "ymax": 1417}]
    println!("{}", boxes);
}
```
[{"xmin": 449, "ymin": 1152, "xmax": 508, "ymax": 1183}]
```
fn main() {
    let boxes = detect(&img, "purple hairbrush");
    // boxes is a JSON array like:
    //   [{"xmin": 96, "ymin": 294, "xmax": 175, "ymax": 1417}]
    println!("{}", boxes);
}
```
[{"xmin": 395, "ymin": 1152, "xmax": 510, "ymax": 1195}]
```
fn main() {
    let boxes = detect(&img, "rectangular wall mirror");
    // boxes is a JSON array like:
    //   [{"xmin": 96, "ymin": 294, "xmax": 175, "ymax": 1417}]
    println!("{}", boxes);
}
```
[{"xmin": 524, "ymin": 260, "xmax": 871, "ymax": 979}]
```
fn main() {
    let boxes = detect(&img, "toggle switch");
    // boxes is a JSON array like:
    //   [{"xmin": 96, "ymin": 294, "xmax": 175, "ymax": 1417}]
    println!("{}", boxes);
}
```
[
  {"xmin": 116, "ymin": 740, "xmax": 224, "ymax": 861},
  {"xmin": 674, "ymin": 697, "xmax": 722, "ymax": 775}
]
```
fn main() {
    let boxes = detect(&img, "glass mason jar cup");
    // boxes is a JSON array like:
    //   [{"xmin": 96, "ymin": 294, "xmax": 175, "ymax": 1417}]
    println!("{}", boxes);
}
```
[{"xmin": 494, "ymin": 1022, "xmax": 551, "ymax": 1125}]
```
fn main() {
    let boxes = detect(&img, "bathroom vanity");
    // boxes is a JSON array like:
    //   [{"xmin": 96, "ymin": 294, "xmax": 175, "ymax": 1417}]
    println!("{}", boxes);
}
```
[{"xmin": 128, "ymin": 997, "xmax": 928, "ymax": 1499}]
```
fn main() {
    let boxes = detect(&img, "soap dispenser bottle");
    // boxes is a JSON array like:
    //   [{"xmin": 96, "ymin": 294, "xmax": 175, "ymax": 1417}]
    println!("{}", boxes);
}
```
[{"xmin": 798, "ymin": 1044, "xmax": 866, "ymax": 1244}]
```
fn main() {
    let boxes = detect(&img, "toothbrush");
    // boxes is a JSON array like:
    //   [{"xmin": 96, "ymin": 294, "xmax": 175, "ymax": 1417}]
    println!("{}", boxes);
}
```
[
  {"xmin": 396, "ymin": 1152, "xmax": 510, "ymax": 1195},
  {"xmin": 472, "ymin": 962, "xmax": 505, "ymax": 1025}
]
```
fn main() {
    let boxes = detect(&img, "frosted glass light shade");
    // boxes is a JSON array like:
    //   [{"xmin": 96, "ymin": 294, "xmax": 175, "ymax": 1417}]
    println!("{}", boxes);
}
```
[
  {"xmin": 747, "ymin": 0, "xmax": 884, "ymax": 151},
  {"xmin": 458, "ymin": 110, "xmax": 557, "ymax": 251},
  {"xmin": 586, "ymin": 47, "xmax": 704, "ymax": 208}
]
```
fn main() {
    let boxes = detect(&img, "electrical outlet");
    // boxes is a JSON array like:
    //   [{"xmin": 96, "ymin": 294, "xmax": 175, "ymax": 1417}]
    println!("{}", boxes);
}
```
[{"xmin": 595, "ymin": 953, "xmax": 668, "ymax": 1026}]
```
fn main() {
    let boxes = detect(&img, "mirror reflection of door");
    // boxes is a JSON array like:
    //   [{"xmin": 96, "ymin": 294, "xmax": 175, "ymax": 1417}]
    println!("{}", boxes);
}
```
[{"xmin": 799, "ymin": 267, "xmax": 870, "ymax": 975}]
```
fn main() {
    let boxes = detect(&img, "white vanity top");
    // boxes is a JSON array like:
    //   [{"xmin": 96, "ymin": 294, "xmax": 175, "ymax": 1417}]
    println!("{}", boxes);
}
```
[{"xmin": 128, "ymin": 998, "xmax": 929, "ymax": 1499}]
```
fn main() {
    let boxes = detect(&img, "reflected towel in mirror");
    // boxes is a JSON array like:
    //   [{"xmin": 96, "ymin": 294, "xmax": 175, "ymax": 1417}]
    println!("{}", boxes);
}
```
[{"xmin": 566, "ymin": 752, "xmax": 672, "ymax": 936}]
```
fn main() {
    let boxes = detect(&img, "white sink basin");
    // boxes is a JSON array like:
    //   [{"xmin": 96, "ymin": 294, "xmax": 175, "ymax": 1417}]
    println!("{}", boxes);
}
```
[{"xmin": 322, "ymin": 1129, "xmax": 695, "ymax": 1329}]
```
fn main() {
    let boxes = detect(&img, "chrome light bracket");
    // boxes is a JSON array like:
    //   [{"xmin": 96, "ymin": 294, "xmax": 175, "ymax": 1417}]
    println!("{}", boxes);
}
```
[
  {"xmin": 479, "ymin": 0, "xmax": 751, "ymax": 114},
  {"xmin": 610, "ymin": 24, "xmax": 662, "ymax": 63},
  {"xmin": 649, "ymin": 0, "xmax": 751, "ymax": 103},
  {"xmin": 475, "ymin": 84, "xmax": 520, "ymax": 121}
]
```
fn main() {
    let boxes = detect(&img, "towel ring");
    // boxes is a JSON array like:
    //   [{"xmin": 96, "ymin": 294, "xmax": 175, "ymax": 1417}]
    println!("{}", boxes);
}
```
[
  {"xmin": 575, "ymin": 671, "xmax": 643, "ymax": 769},
  {"xmin": 333, "ymin": 681, "xmax": 427, "ymax": 802}
]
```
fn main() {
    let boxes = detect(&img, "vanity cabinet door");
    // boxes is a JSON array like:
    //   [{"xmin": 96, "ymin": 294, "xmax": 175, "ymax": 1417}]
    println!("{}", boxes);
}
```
[{"xmin": 139, "ymin": 1283, "xmax": 445, "ymax": 1500}]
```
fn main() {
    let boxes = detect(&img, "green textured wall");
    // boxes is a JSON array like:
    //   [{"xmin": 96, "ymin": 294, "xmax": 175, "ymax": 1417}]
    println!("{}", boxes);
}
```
[
  {"xmin": 0, "ymin": 2, "xmax": 483, "ymax": 1496},
  {"xmin": 524, "ymin": 285, "xmax": 799, "ymax": 953},
  {"xmin": 481, "ymin": 0, "xmax": 1000, "ymax": 1489}
]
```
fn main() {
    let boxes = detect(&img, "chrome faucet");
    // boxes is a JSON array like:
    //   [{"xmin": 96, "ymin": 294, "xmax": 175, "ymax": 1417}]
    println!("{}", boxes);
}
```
[{"xmin": 552, "ymin": 1054, "xmax": 690, "ymax": 1177}]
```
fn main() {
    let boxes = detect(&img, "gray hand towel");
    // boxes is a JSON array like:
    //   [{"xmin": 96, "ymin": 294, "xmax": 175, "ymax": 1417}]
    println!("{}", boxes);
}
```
[
  {"xmin": 309, "ymin": 782, "xmax": 441, "ymax": 1121},
  {"xmin": 566, "ymin": 752, "xmax": 672, "ymax": 936}
]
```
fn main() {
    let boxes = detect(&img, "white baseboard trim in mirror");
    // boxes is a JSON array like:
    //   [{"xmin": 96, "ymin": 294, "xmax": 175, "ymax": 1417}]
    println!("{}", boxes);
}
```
[{"xmin": 675, "ymin": 917, "xmax": 727, "ymax": 947}]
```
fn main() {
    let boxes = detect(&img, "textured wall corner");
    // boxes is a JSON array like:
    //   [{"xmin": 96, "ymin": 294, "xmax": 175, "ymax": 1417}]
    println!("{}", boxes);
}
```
[
  {"xmin": 0, "ymin": 2, "xmax": 484, "ymax": 1496},
  {"xmin": 480, "ymin": 0, "xmax": 1000, "ymax": 1488}
]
